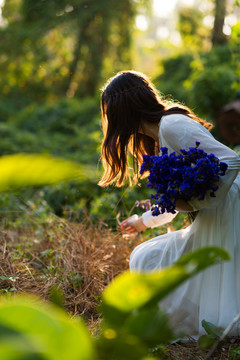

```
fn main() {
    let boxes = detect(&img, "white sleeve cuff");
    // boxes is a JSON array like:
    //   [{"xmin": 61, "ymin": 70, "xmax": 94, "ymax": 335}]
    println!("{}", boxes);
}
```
[{"xmin": 142, "ymin": 210, "xmax": 178, "ymax": 228}]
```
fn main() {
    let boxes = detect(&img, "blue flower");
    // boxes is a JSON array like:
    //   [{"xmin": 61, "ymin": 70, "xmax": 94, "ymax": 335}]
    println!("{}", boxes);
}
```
[{"xmin": 140, "ymin": 142, "xmax": 228, "ymax": 215}]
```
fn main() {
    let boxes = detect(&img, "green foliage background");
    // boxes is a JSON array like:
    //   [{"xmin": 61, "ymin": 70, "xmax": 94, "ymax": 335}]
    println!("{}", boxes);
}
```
[{"xmin": 0, "ymin": 0, "xmax": 239, "ymax": 223}]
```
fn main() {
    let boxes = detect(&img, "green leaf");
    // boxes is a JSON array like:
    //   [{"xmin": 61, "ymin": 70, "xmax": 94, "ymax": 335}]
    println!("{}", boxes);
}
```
[
  {"xmin": 48, "ymin": 286, "xmax": 65, "ymax": 309},
  {"xmin": 0, "ymin": 276, "xmax": 18, "ymax": 282},
  {"xmin": 0, "ymin": 295, "xmax": 95, "ymax": 360},
  {"xmin": 0, "ymin": 154, "xmax": 93, "ymax": 192},
  {"xmin": 231, "ymin": 347, "xmax": 240, "ymax": 360},
  {"xmin": 0, "ymin": 323, "xmax": 45, "ymax": 360},
  {"xmin": 198, "ymin": 334, "xmax": 216, "ymax": 350},
  {"xmin": 201, "ymin": 320, "xmax": 223, "ymax": 337},
  {"xmin": 0, "ymin": 276, "xmax": 9, "ymax": 281},
  {"xmin": 97, "ymin": 331, "xmax": 148, "ymax": 360},
  {"xmin": 175, "ymin": 247, "xmax": 230, "ymax": 269},
  {"xmin": 102, "ymin": 247, "xmax": 230, "ymax": 327},
  {"xmin": 124, "ymin": 305, "xmax": 175, "ymax": 346}
]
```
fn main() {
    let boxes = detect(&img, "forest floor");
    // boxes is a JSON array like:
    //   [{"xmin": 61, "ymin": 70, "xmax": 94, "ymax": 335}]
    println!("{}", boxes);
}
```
[
  {"xmin": 0, "ymin": 213, "xmax": 240, "ymax": 359},
  {"xmin": 162, "ymin": 340, "xmax": 240, "ymax": 359}
]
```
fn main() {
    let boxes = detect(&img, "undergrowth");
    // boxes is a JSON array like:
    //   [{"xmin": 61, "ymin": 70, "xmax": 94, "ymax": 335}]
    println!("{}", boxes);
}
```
[
  {"xmin": 1, "ymin": 209, "xmax": 239, "ymax": 359},
  {"xmin": 0, "ymin": 214, "xmax": 140, "ymax": 320}
]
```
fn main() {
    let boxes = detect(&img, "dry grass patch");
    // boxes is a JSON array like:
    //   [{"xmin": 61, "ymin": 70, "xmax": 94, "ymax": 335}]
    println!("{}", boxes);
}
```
[{"xmin": 0, "ymin": 215, "xmax": 142, "ymax": 318}]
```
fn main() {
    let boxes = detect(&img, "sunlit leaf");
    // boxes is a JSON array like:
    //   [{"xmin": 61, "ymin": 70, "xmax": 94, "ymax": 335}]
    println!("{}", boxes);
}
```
[
  {"xmin": 0, "ymin": 322, "xmax": 45, "ymax": 360},
  {"xmin": 0, "ymin": 295, "xmax": 95, "ymax": 360},
  {"xmin": 102, "ymin": 247, "xmax": 230, "ymax": 327},
  {"xmin": 0, "ymin": 154, "xmax": 92, "ymax": 191}
]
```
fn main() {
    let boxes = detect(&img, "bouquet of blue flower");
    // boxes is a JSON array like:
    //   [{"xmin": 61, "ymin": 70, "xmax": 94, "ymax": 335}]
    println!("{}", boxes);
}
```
[{"xmin": 140, "ymin": 142, "xmax": 228, "ymax": 215}]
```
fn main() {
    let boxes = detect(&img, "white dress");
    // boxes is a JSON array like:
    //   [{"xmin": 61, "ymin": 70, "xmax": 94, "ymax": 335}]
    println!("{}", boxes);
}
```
[{"xmin": 130, "ymin": 114, "xmax": 240, "ymax": 338}]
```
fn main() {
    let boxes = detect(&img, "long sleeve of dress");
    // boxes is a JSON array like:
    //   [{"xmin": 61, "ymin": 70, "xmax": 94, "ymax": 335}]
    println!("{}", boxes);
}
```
[
  {"xmin": 160, "ymin": 114, "xmax": 240, "ymax": 211},
  {"xmin": 142, "ymin": 210, "xmax": 178, "ymax": 228}
]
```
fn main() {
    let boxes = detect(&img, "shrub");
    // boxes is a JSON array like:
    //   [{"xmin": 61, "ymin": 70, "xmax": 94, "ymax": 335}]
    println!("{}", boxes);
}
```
[
  {"xmin": 12, "ymin": 97, "xmax": 100, "ymax": 134},
  {"xmin": 186, "ymin": 45, "xmax": 237, "ymax": 118},
  {"xmin": 154, "ymin": 53, "xmax": 194, "ymax": 103},
  {"xmin": 155, "ymin": 43, "xmax": 238, "ymax": 121}
]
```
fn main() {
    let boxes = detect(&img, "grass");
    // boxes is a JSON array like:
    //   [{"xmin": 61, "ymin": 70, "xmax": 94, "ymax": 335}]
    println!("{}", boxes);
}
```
[
  {"xmin": 0, "ymin": 208, "xmax": 239, "ymax": 359},
  {"xmin": 0, "ymin": 214, "xmax": 138, "ymax": 318}
]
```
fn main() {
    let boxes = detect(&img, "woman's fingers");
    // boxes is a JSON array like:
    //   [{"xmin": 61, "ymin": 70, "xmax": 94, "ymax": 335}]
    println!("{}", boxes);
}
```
[
  {"xmin": 120, "ymin": 222, "xmax": 136, "ymax": 233},
  {"xmin": 125, "ymin": 226, "xmax": 136, "ymax": 233},
  {"xmin": 121, "ymin": 215, "xmax": 147, "ymax": 233},
  {"xmin": 120, "ymin": 220, "xmax": 127, "ymax": 228}
]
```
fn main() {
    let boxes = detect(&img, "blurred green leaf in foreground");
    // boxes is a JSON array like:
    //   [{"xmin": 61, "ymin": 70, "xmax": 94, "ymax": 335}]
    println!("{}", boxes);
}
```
[
  {"xmin": 0, "ymin": 296, "xmax": 95, "ymax": 360},
  {"xmin": 0, "ymin": 153, "xmax": 96, "ymax": 192}
]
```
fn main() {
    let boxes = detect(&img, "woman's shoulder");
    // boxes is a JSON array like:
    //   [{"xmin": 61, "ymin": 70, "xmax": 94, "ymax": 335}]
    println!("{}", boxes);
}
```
[
  {"xmin": 160, "ymin": 113, "xmax": 200, "ymax": 136},
  {"xmin": 160, "ymin": 113, "xmax": 196, "ymax": 126}
]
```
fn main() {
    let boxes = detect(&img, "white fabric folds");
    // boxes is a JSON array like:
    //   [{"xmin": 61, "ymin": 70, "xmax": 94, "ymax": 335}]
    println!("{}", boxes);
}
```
[{"xmin": 130, "ymin": 114, "xmax": 240, "ymax": 338}]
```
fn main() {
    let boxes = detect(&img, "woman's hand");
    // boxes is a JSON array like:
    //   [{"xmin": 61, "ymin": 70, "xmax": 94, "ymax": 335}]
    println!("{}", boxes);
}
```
[{"xmin": 120, "ymin": 215, "xmax": 148, "ymax": 233}]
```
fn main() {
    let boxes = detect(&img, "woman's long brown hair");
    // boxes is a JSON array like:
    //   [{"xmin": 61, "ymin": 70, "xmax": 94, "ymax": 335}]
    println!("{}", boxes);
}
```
[{"xmin": 99, "ymin": 70, "xmax": 213, "ymax": 187}]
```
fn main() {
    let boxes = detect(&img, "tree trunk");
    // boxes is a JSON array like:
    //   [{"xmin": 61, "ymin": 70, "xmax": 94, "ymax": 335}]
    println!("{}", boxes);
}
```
[
  {"xmin": 64, "ymin": 26, "xmax": 83, "ymax": 95},
  {"xmin": 212, "ymin": 0, "xmax": 228, "ymax": 46},
  {"xmin": 64, "ymin": 18, "xmax": 92, "ymax": 95}
]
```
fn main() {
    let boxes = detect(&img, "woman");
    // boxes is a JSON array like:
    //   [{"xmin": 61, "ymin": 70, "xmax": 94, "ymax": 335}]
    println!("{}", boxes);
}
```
[{"xmin": 99, "ymin": 70, "xmax": 240, "ymax": 338}]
